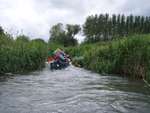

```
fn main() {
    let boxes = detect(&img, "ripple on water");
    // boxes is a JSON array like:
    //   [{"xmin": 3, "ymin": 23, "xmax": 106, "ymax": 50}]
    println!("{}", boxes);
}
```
[{"xmin": 0, "ymin": 66, "xmax": 150, "ymax": 113}]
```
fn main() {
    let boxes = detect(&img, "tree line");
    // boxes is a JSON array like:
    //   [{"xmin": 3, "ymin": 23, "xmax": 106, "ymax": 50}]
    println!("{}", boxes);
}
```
[
  {"xmin": 49, "ymin": 14, "xmax": 150, "ymax": 45},
  {"xmin": 1, "ymin": 14, "xmax": 150, "ymax": 49},
  {"xmin": 83, "ymin": 14, "xmax": 150, "ymax": 43}
]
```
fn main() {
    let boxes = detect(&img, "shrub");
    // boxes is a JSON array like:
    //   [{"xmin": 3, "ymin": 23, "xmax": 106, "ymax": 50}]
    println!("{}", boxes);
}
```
[{"xmin": 66, "ymin": 34, "xmax": 150, "ymax": 83}]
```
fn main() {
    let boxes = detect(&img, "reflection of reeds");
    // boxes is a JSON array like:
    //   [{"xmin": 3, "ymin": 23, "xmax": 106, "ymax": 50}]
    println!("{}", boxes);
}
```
[
  {"xmin": 0, "ymin": 34, "xmax": 47, "ymax": 74},
  {"xmin": 66, "ymin": 34, "xmax": 150, "ymax": 83}
]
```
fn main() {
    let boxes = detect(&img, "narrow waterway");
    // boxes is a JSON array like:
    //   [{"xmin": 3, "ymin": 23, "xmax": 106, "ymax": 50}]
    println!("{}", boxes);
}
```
[{"xmin": 0, "ymin": 65, "xmax": 150, "ymax": 113}]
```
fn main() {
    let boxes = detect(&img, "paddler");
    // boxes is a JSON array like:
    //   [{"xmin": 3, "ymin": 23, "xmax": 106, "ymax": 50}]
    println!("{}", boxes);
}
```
[{"xmin": 47, "ymin": 48, "xmax": 54, "ymax": 63}]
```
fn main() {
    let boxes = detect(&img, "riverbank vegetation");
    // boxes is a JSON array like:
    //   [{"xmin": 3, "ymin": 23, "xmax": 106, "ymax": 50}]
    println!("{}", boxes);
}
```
[
  {"xmin": 66, "ymin": 34, "xmax": 150, "ymax": 83},
  {"xmin": 65, "ymin": 14, "xmax": 150, "ymax": 83},
  {"xmin": 1, "ymin": 13, "xmax": 150, "ymax": 83},
  {"xmin": 0, "ymin": 27, "xmax": 47, "ymax": 74}
]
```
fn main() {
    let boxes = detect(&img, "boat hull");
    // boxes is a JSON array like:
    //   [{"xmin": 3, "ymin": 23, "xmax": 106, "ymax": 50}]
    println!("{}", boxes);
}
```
[{"xmin": 49, "ymin": 60, "xmax": 69, "ymax": 70}]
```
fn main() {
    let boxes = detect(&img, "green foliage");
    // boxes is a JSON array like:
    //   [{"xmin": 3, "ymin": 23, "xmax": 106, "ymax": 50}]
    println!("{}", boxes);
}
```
[
  {"xmin": 0, "ymin": 32, "xmax": 47, "ymax": 74},
  {"xmin": 0, "ymin": 26, "xmax": 4, "ymax": 35},
  {"xmin": 83, "ymin": 14, "xmax": 150, "ymax": 43},
  {"xmin": 49, "ymin": 23, "xmax": 80, "ymax": 47},
  {"xmin": 66, "ymin": 34, "xmax": 150, "ymax": 83},
  {"xmin": 48, "ymin": 42, "xmax": 64, "ymax": 50}
]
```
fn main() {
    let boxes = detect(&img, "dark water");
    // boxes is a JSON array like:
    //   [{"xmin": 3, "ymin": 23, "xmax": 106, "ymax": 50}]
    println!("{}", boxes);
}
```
[{"xmin": 0, "ymin": 65, "xmax": 150, "ymax": 113}]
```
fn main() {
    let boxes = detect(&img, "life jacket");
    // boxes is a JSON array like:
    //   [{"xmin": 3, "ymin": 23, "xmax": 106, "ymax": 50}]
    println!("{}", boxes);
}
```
[
  {"xmin": 54, "ymin": 49, "xmax": 66, "ymax": 61},
  {"xmin": 47, "ymin": 49, "xmax": 54, "ymax": 63},
  {"xmin": 47, "ymin": 56, "xmax": 54, "ymax": 62}
]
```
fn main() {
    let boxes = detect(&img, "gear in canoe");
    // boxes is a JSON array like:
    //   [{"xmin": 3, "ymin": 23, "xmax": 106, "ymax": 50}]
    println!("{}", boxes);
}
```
[{"xmin": 47, "ymin": 48, "xmax": 70, "ymax": 70}]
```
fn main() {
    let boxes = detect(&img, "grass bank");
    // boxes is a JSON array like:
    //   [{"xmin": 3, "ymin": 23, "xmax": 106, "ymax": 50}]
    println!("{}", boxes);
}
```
[
  {"xmin": 66, "ymin": 34, "xmax": 150, "ymax": 83},
  {"xmin": 0, "ymin": 34, "xmax": 47, "ymax": 74}
]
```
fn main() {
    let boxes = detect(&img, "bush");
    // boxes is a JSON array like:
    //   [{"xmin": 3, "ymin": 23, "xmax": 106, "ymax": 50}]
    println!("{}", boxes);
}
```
[
  {"xmin": 66, "ymin": 34, "xmax": 150, "ymax": 83},
  {"xmin": 0, "ymin": 34, "xmax": 47, "ymax": 74}
]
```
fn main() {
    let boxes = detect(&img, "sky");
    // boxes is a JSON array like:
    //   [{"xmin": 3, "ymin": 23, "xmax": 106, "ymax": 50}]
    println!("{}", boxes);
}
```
[{"xmin": 0, "ymin": 0, "xmax": 150, "ymax": 42}]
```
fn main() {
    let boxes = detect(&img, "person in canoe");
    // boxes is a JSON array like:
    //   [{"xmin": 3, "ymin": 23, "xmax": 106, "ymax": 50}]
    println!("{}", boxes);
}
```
[
  {"xmin": 47, "ymin": 48, "xmax": 54, "ymax": 63},
  {"xmin": 53, "ymin": 48, "xmax": 69, "ymax": 68},
  {"xmin": 47, "ymin": 48, "xmax": 70, "ymax": 70}
]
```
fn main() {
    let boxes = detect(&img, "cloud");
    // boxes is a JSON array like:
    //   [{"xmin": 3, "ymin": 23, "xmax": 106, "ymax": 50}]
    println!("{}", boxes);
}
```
[
  {"xmin": 0, "ymin": 0, "xmax": 150, "ymax": 41},
  {"xmin": 118, "ymin": 0, "xmax": 150, "ymax": 16}
]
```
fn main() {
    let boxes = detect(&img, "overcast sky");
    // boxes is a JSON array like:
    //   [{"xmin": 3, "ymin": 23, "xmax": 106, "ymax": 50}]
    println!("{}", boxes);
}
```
[{"xmin": 0, "ymin": 0, "xmax": 150, "ymax": 41}]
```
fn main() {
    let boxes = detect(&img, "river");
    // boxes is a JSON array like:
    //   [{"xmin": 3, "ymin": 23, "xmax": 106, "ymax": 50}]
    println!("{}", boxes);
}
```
[{"xmin": 0, "ymin": 65, "xmax": 150, "ymax": 113}]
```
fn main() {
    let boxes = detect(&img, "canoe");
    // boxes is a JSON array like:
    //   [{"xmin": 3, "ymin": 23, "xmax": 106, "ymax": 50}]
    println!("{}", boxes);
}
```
[{"xmin": 49, "ymin": 59, "xmax": 70, "ymax": 70}]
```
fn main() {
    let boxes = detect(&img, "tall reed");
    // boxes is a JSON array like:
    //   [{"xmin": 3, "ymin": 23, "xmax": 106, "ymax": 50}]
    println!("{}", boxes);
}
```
[
  {"xmin": 66, "ymin": 34, "xmax": 150, "ymax": 82},
  {"xmin": 0, "ymin": 34, "xmax": 47, "ymax": 74}
]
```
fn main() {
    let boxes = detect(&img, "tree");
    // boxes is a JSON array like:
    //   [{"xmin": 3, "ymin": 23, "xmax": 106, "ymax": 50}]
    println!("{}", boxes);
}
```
[
  {"xmin": 112, "ymin": 14, "xmax": 117, "ymax": 38},
  {"xmin": 103, "ymin": 13, "xmax": 109, "ymax": 40},
  {"xmin": 83, "ymin": 15, "xmax": 97, "ymax": 43},
  {"xmin": 66, "ymin": 24, "xmax": 81, "ymax": 46},
  {"xmin": 49, "ymin": 23, "xmax": 80, "ymax": 47},
  {"xmin": 16, "ymin": 35, "xmax": 30, "ymax": 43},
  {"xmin": 83, "ymin": 14, "xmax": 150, "ymax": 43},
  {"xmin": 49, "ymin": 23, "xmax": 65, "ymax": 44},
  {"xmin": 66, "ymin": 24, "xmax": 81, "ymax": 37},
  {"xmin": 120, "ymin": 14, "xmax": 125, "ymax": 36},
  {"xmin": 140, "ymin": 16, "xmax": 145, "ymax": 33},
  {"xmin": 0, "ymin": 26, "xmax": 4, "ymax": 35},
  {"xmin": 129, "ymin": 14, "xmax": 134, "ymax": 34}
]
